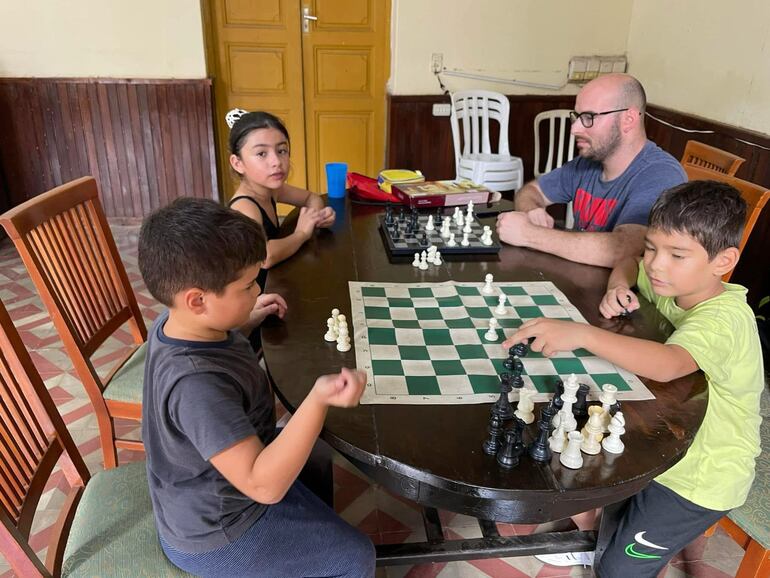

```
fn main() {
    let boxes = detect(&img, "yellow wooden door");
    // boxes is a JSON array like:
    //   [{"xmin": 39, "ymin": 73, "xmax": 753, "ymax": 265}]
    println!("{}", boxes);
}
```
[
  {"xmin": 301, "ymin": 0, "xmax": 390, "ymax": 192},
  {"xmin": 203, "ymin": 0, "xmax": 389, "ymax": 203}
]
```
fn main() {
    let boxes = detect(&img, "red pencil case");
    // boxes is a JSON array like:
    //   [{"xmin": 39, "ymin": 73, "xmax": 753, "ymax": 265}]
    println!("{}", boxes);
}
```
[{"xmin": 348, "ymin": 172, "xmax": 397, "ymax": 203}]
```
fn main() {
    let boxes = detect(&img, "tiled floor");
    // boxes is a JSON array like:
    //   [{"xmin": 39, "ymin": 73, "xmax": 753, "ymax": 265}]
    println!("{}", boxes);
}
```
[{"xmin": 0, "ymin": 225, "xmax": 748, "ymax": 577}]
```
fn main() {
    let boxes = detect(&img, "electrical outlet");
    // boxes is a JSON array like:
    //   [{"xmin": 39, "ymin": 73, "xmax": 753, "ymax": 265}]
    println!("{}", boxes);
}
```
[
  {"xmin": 432, "ymin": 103, "xmax": 451, "ymax": 116},
  {"xmin": 430, "ymin": 53, "xmax": 443, "ymax": 73}
]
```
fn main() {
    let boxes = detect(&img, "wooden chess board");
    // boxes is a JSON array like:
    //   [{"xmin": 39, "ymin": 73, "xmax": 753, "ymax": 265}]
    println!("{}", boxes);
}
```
[{"xmin": 349, "ymin": 280, "xmax": 655, "ymax": 405}]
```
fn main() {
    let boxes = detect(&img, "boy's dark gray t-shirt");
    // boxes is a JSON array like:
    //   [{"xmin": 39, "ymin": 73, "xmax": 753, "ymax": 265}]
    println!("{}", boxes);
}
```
[
  {"xmin": 538, "ymin": 140, "xmax": 686, "ymax": 231},
  {"xmin": 142, "ymin": 311, "xmax": 276, "ymax": 553}
]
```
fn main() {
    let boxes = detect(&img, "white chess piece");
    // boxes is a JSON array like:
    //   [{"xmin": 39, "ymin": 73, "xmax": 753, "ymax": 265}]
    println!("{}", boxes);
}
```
[
  {"xmin": 481, "ymin": 273, "xmax": 494, "ymax": 294},
  {"xmin": 419, "ymin": 251, "xmax": 429, "ymax": 270},
  {"xmin": 514, "ymin": 389, "xmax": 535, "ymax": 424},
  {"xmin": 599, "ymin": 384, "xmax": 618, "ymax": 433},
  {"xmin": 336, "ymin": 314, "xmax": 346, "ymax": 327},
  {"xmin": 425, "ymin": 214, "xmax": 434, "ymax": 231},
  {"xmin": 336, "ymin": 334, "xmax": 351, "ymax": 352},
  {"xmin": 481, "ymin": 225, "xmax": 493, "ymax": 246},
  {"xmin": 560, "ymin": 431, "xmax": 584, "ymax": 469},
  {"xmin": 453, "ymin": 207, "xmax": 461, "ymax": 223},
  {"xmin": 561, "ymin": 374, "xmax": 579, "ymax": 418},
  {"xmin": 331, "ymin": 308, "xmax": 340, "ymax": 320},
  {"xmin": 580, "ymin": 406, "xmax": 604, "ymax": 455},
  {"xmin": 494, "ymin": 294, "xmax": 507, "ymax": 315},
  {"xmin": 412, "ymin": 252, "xmax": 420, "ymax": 267},
  {"xmin": 457, "ymin": 212, "xmax": 465, "ymax": 227},
  {"xmin": 447, "ymin": 233, "xmax": 457, "ymax": 247},
  {"xmin": 324, "ymin": 318, "xmax": 337, "ymax": 342},
  {"xmin": 548, "ymin": 410, "xmax": 568, "ymax": 452},
  {"xmin": 433, "ymin": 251, "xmax": 442, "ymax": 265},
  {"xmin": 462, "ymin": 220, "xmax": 472, "ymax": 234},
  {"xmin": 602, "ymin": 411, "xmax": 626, "ymax": 454},
  {"xmin": 484, "ymin": 318, "xmax": 499, "ymax": 341},
  {"xmin": 460, "ymin": 232, "xmax": 470, "ymax": 246}
]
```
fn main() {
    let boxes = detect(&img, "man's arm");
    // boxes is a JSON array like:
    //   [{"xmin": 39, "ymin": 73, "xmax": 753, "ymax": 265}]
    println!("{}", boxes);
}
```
[
  {"xmin": 496, "ymin": 215, "xmax": 646, "ymax": 268},
  {"xmin": 514, "ymin": 180, "xmax": 551, "ymax": 212}
]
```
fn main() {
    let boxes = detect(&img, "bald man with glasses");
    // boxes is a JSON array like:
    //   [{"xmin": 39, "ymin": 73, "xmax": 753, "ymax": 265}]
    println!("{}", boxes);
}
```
[{"xmin": 497, "ymin": 74, "xmax": 685, "ymax": 268}]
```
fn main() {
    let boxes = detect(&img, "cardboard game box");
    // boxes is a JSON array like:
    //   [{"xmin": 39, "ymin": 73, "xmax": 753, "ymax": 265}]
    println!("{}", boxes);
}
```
[{"xmin": 393, "ymin": 180, "xmax": 502, "ymax": 208}]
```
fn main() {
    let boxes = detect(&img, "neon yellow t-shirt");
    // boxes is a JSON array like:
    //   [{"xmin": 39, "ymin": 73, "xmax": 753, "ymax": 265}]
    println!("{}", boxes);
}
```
[{"xmin": 636, "ymin": 265, "xmax": 763, "ymax": 511}]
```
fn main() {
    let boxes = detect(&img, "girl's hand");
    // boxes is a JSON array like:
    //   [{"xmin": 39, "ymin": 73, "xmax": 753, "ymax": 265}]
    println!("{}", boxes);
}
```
[
  {"xmin": 296, "ymin": 207, "xmax": 324, "ymax": 239},
  {"xmin": 311, "ymin": 368, "xmax": 366, "ymax": 408},
  {"xmin": 599, "ymin": 286, "xmax": 639, "ymax": 319},
  {"xmin": 316, "ymin": 206, "xmax": 336, "ymax": 228}
]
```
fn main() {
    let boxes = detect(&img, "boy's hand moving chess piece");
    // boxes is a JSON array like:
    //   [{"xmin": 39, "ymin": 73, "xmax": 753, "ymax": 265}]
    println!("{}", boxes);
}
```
[{"xmin": 599, "ymin": 280, "xmax": 640, "ymax": 319}]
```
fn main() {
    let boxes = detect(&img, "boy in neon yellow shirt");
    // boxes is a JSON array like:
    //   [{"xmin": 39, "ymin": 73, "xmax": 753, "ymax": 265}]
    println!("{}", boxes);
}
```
[{"xmin": 506, "ymin": 180, "xmax": 763, "ymax": 576}]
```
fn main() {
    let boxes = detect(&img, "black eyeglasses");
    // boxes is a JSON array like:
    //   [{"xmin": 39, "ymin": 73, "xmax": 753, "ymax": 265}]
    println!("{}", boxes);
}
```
[{"xmin": 569, "ymin": 108, "xmax": 629, "ymax": 128}]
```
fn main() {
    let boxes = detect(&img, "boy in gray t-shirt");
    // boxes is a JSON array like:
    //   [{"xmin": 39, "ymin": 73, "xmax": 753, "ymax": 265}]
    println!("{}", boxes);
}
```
[{"xmin": 138, "ymin": 198, "xmax": 375, "ymax": 577}]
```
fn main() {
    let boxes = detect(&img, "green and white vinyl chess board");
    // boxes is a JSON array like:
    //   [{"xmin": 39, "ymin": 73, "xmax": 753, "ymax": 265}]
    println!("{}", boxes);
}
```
[{"xmin": 349, "ymin": 280, "xmax": 654, "ymax": 405}]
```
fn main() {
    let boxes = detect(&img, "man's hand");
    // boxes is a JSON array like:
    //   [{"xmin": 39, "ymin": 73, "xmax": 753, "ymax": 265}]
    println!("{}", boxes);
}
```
[
  {"xmin": 496, "ymin": 211, "xmax": 537, "ymax": 247},
  {"xmin": 249, "ymin": 293, "xmax": 288, "ymax": 327},
  {"xmin": 503, "ymin": 318, "xmax": 586, "ymax": 357},
  {"xmin": 599, "ymin": 286, "xmax": 640, "ymax": 319},
  {"xmin": 525, "ymin": 207, "xmax": 554, "ymax": 228}
]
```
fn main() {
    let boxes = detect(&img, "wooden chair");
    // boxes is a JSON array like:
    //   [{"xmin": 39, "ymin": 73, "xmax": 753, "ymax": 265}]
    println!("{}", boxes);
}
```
[
  {"xmin": 681, "ymin": 140, "xmax": 745, "ymax": 176},
  {"xmin": 0, "ymin": 176, "xmax": 147, "ymax": 469},
  {"xmin": 0, "ymin": 299, "xmax": 188, "ymax": 577},
  {"xmin": 684, "ymin": 165, "xmax": 770, "ymax": 282}
]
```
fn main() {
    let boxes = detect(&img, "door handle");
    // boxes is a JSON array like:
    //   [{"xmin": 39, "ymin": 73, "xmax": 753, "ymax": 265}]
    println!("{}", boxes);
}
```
[{"xmin": 302, "ymin": 7, "xmax": 317, "ymax": 32}]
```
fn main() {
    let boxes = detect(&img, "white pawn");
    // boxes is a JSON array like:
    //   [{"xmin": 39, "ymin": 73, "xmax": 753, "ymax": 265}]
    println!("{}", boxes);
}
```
[
  {"xmin": 331, "ymin": 308, "xmax": 340, "ymax": 321},
  {"xmin": 494, "ymin": 294, "xmax": 508, "ymax": 315},
  {"xmin": 580, "ymin": 406, "xmax": 604, "ymax": 455},
  {"xmin": 548, "ymin": 410, "xmax": 567, "ymax": 453},
  {"xmin": 457, "ymin": 211, "xmax": 465, "ymax": 227},
  {"xmin": 324, "ymin": 318, "xmax": 337, "ymax": 342},
  {"xmin": 433, "ymin": 251, "xmax": 442, "ymax": 265},
  {"xmin": 560, "ymin": 431, "xmax": 584, "ymax": 469},
  {"xmin": 599, "ymin": 384, "xmax": 618, "ymax": 433},
  {"xmin": 419, "ymin": 251, "xmax": 429, "ymax": 270},
  {"xmin": 336, "ymin": 324, "xmax": 351, "ymax": 352},
  {"xmin": 602, "ymin": 412, "xmax": 626, "ymax": 454},
  {"xmin": 460, "ymin": 232, "xmax": 470, "ymax": 246},
  {"xmin": 425, "ymin": 214, "xmax": 434, "ymax": 231},
  {"xmin": 336, "ymin": 314, "xmax": 347, "ymax": 327},
  {"xmin": 514, "ymin": 388, "xmax": 535, "ymax": 424},
  {"xmin": 481, "ymin": 225, "xmax": 493, "ymax": 246},
  {"xmin": 447, "ymin": 232, "xmax": 457, "ymax": 247},
  {"xmin": 412, "ymin": 252, "xmax": 420, "ymax": 267},
  {"xmin": 453, "ymin": 206, "xmax": 461, "ymax": 223},
  {"xmin": 484, "ymin": 317, "xmax": 499, "ymax": 341},
  {"xmin": 463, "ymin": 220, "xmax": 472, "ymax": 234},
  {"xmin": 481, "ymin": 273, "xmax": 494, "ymax": 294}
]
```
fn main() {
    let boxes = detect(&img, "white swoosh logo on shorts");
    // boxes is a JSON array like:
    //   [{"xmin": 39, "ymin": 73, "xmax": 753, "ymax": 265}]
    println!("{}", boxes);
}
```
[{"xmin": 634, "ymin": 531, "xmax": 668, "ymax": 550}]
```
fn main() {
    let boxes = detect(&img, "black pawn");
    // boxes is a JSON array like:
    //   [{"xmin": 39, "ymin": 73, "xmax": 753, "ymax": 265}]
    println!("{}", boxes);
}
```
[
  {"xmin": 491, "ymin": 373, "xmax": 514, "ymax": 421},
  {"xmin": 385, "ymin": 204, "xmax": 394, "ymax": 225},
  {"xmin": 550, "ymin": 379, "xmax": 564, "ymax": 411},
  {"xmin": 503, "ymin": 355, "xmax": 515, "ymax": 371},
  {"xmin": 483, "ymin": 413, "xmax": 504, "ymax": 455},
  {"xmin": 510, "ymin": 374, "xmax": 524, "ymax": 389},
  {"xmin": 398, "ymin": 207, "xmax": 405, "ymax": 222},
  {"xmin": 496, "ymin": 429, "xmax": 520, "ymax": 469},
  {"xmin": 528, "ymin": 416, "xmax": 552, "ymax": 462},
  {"xmin": 573, "ymin": 383, "xmax": 590, "ymax": 418},
  {"xmin": 540, "ymin": 404, "xmax": 557, "ymax": 432},
  {"xmin": 510, "ymin": 416, "xmax": 527, "ymax": 456},
  {"xmin": 509, "ymin": 343, "xmax": 529, "ymax": 359}
]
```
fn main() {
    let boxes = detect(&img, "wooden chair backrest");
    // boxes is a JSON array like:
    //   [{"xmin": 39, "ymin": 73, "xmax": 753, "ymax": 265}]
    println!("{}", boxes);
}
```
[
  {"xmin": 684, "ymin": 166, "xmax": 770, "ymax": 281},
  {"xmin": 0, "ymin": 300, "xmax": 91, "ymax": 577},
  {"xmin": 0, "ymin": 176, "xmax": 146, "ymax": 370},
  {"xmin": 681, "ymin": 140, "xmax": 745, "ymax": 176}
]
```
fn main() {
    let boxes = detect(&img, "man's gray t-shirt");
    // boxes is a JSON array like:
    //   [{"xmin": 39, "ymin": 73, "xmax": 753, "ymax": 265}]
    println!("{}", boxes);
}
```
[
  {"xmin": 538, "ymin": 140, "xmax": 686, "ymax": 231},
  {"xmin": 142, "ymin": 311, "xmax": 276, "ymax": 552}
]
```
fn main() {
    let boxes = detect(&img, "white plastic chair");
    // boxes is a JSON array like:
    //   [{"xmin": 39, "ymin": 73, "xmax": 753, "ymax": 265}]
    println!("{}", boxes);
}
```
[
  {"xmin": 534, "ymin": 109, "xmax": 577, "ymax": 228},
  {"xmin": 450, "ymin": 90, "xmax": 523, "ymax": 193}
]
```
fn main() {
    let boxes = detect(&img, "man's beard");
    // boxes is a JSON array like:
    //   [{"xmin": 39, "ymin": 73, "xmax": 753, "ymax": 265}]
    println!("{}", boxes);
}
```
[{"xmin": 579, "ymin": 119, "xmax": 622, "ymax": 162}]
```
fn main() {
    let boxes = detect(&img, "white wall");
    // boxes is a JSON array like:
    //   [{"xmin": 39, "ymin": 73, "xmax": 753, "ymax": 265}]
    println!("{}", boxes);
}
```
[
  {"xmin": 390, "ymin": 0, "xmax": 634, "ymax": 95},
  {"xmin": 626, "ymin": 0, "xmax": 770, "ymax": 135},
  {"xmin": 0, "ymin": 0, "xmax": 206, "ymax": 78}
]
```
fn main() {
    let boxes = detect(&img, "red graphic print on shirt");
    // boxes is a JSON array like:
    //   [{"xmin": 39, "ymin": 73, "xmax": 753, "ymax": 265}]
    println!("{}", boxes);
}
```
[{"xmin": 573, "ymin": 188, "xmax": 618, "ymax": 231}]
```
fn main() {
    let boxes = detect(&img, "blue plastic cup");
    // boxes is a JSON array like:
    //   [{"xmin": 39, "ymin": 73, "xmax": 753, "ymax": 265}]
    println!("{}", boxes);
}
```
[{"xmin": 325, "ymin": 162, "xmax": 348, "ymax": 198}]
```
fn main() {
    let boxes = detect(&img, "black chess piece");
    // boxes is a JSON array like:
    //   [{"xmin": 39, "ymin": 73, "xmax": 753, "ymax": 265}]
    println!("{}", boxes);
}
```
[
  {"xmin": 482, "ymin": 413, "xmax": 504, "ymax": 455},
  {"xmin": 511, "ymin": 357, "xmax": 523, "ymax": 376},
  {"xmin": 418, "ymin": 232, "xmax": 429, "ymax": 247},
  {"xmin": 540, "ymin": 404, "xmax": 557, "ymax": 431},
  {"xmin": 527, "ymin": 414, "xmax": 553, "ymax": 462},
  {"xmin": 573, "ymin": 383, "xmax": 590, "ymax": 418},
  {"xmin": 609, "ymin": 399, "xmax": 622, "ymax": 416},
  {"xmin": 510, "ymin": 374, "xmax": 524, "ymax": 389},
  {"xmin": 550, "ymin": 379, "xmax": 564, "ymax": 411},
  {"xmin": 398, "ymin": 207, "xmax": 405, "ymax": 222},
  {"xmin": 496, "ymin": 429, "xmax": 520, "ymax": 469},
  {"xmin": 502, "ymin": 355, "xmax": 515, "ymax": 371},
  {"xmin": 508, "ymin": 342, "xmax": 529, "ymax": 359},
  {"xmin": 491, "ymin": 373, "xmax": 514, "ymax": 421},
  {"xmin": 510, "ymin": 416, "xmax": 527, "ymax": 456},
  {"xmin": 384, "ymin": 204, "xmax": 394, "ymax": 225}
]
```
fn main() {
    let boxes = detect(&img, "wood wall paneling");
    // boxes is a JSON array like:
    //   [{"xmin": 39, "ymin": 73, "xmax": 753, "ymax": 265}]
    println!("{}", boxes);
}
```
[
  {"xmin": 387, "ymin": 95, "xmax": 770, "ymax": 307},
  {"xmin": 0, "ymin": 78, "xmax": 218, "ymax": 221}
]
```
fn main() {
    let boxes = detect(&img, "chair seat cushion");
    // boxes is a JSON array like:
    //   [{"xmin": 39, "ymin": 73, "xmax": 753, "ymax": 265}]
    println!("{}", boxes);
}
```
[
  {"xmin": 103, "ymin": 342, "xmax": 146, "ymax": 405},
  {"xmin": 62, "ymin": 460, "xmax": 191, "ymax": 577},
  {"xmin": 727, "ymin": 390, "xmax": 769, "ymax": 549}
]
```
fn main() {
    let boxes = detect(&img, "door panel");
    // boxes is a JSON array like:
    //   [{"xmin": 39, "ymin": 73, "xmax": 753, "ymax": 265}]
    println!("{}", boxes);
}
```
[{"xmin": 301, "ymin": 0, "xmax": 389, "ymax": 192}]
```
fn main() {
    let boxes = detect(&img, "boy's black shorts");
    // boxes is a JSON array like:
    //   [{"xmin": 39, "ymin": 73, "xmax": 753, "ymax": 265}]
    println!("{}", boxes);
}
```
[{"xmin": 595, "ymin": 481, "xmax": 727, "ymax": 578}]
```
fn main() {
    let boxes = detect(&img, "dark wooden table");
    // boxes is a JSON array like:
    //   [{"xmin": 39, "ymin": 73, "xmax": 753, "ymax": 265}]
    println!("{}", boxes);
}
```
[{"xmin": 262, "ymin": 196, "xmax": 707, "ymax": 565}]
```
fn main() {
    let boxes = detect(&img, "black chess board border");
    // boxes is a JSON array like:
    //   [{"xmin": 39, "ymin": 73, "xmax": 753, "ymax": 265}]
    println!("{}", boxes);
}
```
[{"xmin": 378, "ymin": 214, "xmax": 501, "ymax": 257}]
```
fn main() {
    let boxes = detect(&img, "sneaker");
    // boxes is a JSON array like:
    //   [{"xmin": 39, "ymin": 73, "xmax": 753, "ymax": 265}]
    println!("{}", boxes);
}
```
[{"xmin": 535, "ymin": 551, "xmax": 595, "ymax": 567}]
